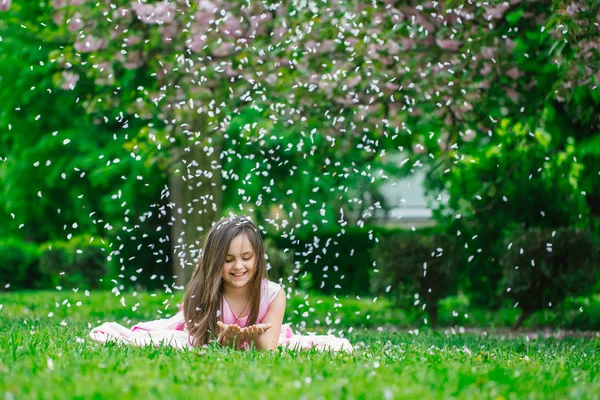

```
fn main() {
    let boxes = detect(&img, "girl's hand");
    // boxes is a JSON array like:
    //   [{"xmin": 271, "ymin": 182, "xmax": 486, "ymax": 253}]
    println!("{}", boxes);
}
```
[
  {"xmin": 242, "ymin": 323, "xmax": 272, "ymax": 343},
  {"xmin": 216, "ymin": 321, "xmax": 245, "ymax": 347}
]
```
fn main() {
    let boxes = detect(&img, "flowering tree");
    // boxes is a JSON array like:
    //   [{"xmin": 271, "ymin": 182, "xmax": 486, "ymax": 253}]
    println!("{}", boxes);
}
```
[
  {"xmin": 2, "ymin": 0, "xmax": 598, "ymax": 290},
  {"xmin": 41, "ymin": 0, "xmax": 411, "ymax": 285}
]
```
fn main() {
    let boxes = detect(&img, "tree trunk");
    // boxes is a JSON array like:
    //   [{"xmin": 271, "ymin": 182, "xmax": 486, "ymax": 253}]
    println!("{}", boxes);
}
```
[
  {"xmin": 168, "ymin": 114, "xmax": 222, "ymax": 289},
  {"xmin": 427, "ymin": 303, "xmax": 439, "ymax": 329},
  {"xmin": 512, "ymin": 308, "xmax": 532, "ymax": 330}
]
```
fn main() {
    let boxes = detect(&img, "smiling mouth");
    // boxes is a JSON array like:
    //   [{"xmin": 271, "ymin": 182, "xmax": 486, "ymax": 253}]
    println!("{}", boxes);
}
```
[{"xmin": 231, "ymin": 272, "xmax": 247, "ymax": 277}]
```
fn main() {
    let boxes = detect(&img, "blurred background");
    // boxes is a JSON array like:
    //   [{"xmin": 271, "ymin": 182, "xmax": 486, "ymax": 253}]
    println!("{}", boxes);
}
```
[{"xmin": 1, "ymin": 0, "xmax": 599, "ymax": 331}]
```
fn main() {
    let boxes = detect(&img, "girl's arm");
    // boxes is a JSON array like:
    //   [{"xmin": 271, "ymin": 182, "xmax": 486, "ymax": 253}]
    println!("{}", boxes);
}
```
[{"xmin": 247, "ymin": 288, "xmax": 286, "ymax": 351}]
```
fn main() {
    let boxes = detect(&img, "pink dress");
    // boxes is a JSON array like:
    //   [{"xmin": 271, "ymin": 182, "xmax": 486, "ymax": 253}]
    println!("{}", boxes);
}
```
[{"xmin": 89, "ymin": 279, "xmax": 353, "ymax": 352}]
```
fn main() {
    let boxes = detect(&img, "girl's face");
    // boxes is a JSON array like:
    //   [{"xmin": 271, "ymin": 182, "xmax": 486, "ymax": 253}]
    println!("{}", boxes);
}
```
[{"xmin": 222, "ymin": 233, "xmax": 256, "ymax": 290}]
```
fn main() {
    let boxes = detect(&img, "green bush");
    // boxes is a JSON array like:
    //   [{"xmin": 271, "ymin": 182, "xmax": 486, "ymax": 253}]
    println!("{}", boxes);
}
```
[
  {"xmin": 0, "ymin": 238, "xmax": 41, "ymax": 290},
  {"xmin": 264, "ymin": 237, "xmax": 296, "ymax": 284},
  {"xmin": 501, "ymin": 226, "xmax": 600, "ymax": 329},
  {"xmin": 427, "ymin": 122, "xmax": 591, "ymax": 310},
  {"xmin": 371, "ymin": 232, "xmax": 459, "ymax": 328},
  {"xmin": 39, "ymin": 235, "xmax": 109, "ymax": 289},
  {"xmin": 104, "ymin": 212, "xmax": 174, "ymax": 290},
  {"xmin": 563, "ymin": 295, "xmax": 600, "ymax": 331},
  {"xmin": 266, "ymin": 226, "xmax": 425, "ymax": 295}
]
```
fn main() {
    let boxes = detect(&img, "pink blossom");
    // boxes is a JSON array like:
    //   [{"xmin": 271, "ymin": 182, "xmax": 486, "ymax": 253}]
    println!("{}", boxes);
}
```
[
  {"xmin": 95, "ymin": 62, "xmax": 114, "ymax": 86},
  {"xmin": 212, "ymin": 42, "xmax": 233, "ymax": 57},
  {"xmin": 438, "ymin": 138, "xmax": 448, "ymax": 151},
  {"xmin": 131, "ymin": 1, "xmax": 175, "ymax": 24},
  {"xmin": 566, "ymin": 3, "xmax": 582, "ymax": 17},
  {"xmin": 444, "ymin": 113, "xmax": 453, "ymax": 126},
  {"xmin": 60, "ymin": 71, "xmax": 79, "ymax": 90},
  {"xmin": 275, "ymin": 4, "xmax": 288, "ymax": 17},
  {"xmin": 505, "ymin": 39, "xmax": 517, "ymax": 52},
  {"xmin": 480, "ymin": 63, "xmax": 493, "ymax": 76},
  {"xmin": 187, "ymin": 34, "xmax": 207, "ymax": 53},
  {"xmin": 387, "ymin": 40, "xmax": 400, "ymax": 55},
  {"xmin": 412, "ymin": 11, "xmax": 436, "ymax": 33},
  {"xmin": 74, "ymin": 36, "xmax": 106, "ymax": 53},
  {"xmin": 195, "ymin": 7, "xmax": 214, "ymax": 28},
  {"xmin": 412, "ymin": 143, "xmax": 426, "ymax": 154},
  {"xmin": 249, "ymin": 12, "xmax": 272, "ymax": 36},
  {"xmin": 436, "ymin": 38, "xmax": 461, "ymax": 52},
  {"xmin": 504, "ymin": 87, "xmax": 519, "ymax": 102},
  {"xmin": 484, "ymin": 5, "xmax": 508, "ymax": 20},
  {"xmin": 160, "ymin": 23, "xmax": 179, "ymax": 42},
  {"xmin": 273, "ymin": 57, "xmax": 291, "ymax": 68},
  {"xmin": 221, "ymin": 12, "xmax": 243, "ymax": 38},
  {"xmin": 345, "ymin": 75, "xmax": 362, "ymax": 88},
  {"xmin": 67, "ymin": 13, "xmax": 83, "ymax": 32},
  {"xmin": 265, "ymin": 73, "xmax": 278, "ymax": 85},
  {"xmin": 52, "ymin": 11, "xmax": 64, "ymax": 25},
  {"xmin": 399, "ymin": 37, "xmax": 415, "ymax": 50},
  {"xmin": 51, "ymin": 0, "xmax": 68, "ymax": 8},
  {"xmin": 113, "ymin": 7, "xmax": 131, "ymax": 19},
  {"xmin": 126, "ymin": 35, "xmax": 141, "ymax": 45},
  {"xmin": 51, "ymin": 0, "xmax": 83, "ymax": 8},
  {"xmin": 110, "ymin": 23, "xmax": 128, "ymax": 39},
  {"xmin": 304, "ymin": 40, "xmax": 318, "ymax": 54},
  {"xmin": 334, "ymin": 95, "xmax": 356, "ymax": 106},
  {"xmin": 481, "ymin": 47, "xmax": 496, "ymax": 59},
  {"xmin": 505, "ymin": 67, "xmax": 521, "ymax": 79},
  {"xmin": 0, "ymin": 0, "xmax": 11, "ymax": 12},
  {"xmin": 552, "ymin": 30, "xmax": 563, "ymax": 40},
  {"xmin": 221, "ymin": 64, "xmax": 238, "ymax": 79},
  {"xmin": 188, "ymin": 14, "xmax": 210, "ymax": 53},
  {"xmin": 535, "ymin": 13, "xmax": 545, "ymax": 25},
  {"xmin": 461, "ymin": 129, "xmax": 476, "ymax": 142},
  {"xmin": 384, "ymin": 82, "xmax": 400, "ymax": 92},
  {"xmin": 346, "ymin": 37, "xmax": 360, "ymax": 47},
  {"xmin": 273, "ymin": 26, "xmax": 287, "ymax": 39},
  {"xmin": 318, "ymin": 80, "xmax": 334, "ymax": 97},
  {"xmin": 319, "ymin": 40, "xmax": 336, "ymax": 54},
  {"xmin": 123, "ymin": 51, "xmax": 142, "ymax": 70}
]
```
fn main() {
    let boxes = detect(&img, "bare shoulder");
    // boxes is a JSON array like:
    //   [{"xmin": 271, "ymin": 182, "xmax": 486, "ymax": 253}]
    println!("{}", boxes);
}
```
[
  {"xmin": 260, "ymin": 282, "xmax": 286, "ymax": 327},
  {"xmin": 272, "ymin": 285, "xmax": 286, "ymax": 308}
]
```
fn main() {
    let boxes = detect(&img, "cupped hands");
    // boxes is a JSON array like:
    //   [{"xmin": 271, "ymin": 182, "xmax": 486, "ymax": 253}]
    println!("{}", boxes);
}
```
[{"xmin": 216, "ymin": 321, "xmax": 272, "ymax": 347}]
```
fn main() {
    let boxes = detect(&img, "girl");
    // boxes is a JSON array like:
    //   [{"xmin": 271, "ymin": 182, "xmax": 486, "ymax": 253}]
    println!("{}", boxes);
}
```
[{"xmin": 90, "ymin": 215, "xmax": 353, "ymax": 352}]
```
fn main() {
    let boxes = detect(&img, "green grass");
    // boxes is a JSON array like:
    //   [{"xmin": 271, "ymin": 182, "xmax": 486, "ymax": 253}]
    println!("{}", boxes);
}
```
[{"xmin": 1, "ymin": 290, "xmax": 600, "ymax": 399}]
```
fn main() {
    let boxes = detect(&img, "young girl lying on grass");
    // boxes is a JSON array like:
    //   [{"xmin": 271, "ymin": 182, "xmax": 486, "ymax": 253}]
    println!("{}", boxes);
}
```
[{"xmin": 90, "ymin": 215, "xmax": 353, "ymax": 352}]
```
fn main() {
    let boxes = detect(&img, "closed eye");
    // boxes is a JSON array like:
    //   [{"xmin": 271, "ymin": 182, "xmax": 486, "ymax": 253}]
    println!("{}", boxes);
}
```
[{"xmin": 225, "ymin": 257, "xmax": 252, "ymax": 263}]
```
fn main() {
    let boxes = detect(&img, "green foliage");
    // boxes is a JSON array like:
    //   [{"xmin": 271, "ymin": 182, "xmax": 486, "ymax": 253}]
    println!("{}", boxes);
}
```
[
  {"xmin": 221, "ymin": 107, "xmax": 399, "ymax": 232},
  {"xmin": 38, "ymin": 235, "xmax": 109, "ymax": 290},
  {"xmin": 263, "ymin": 238, "xmax": 295, "ymax": 284},
  {"xmin": 501, "ymin": 227, "xmax": 600, "ymax": 328},
  {"xmin": 562, "ymin": 296, "xmax": 600, "ymax": 331},
  {"xmin": 0, "ymin": 238, "xmax": 40, "ymax": 289},
  {"xmin": 371, "ymin": 233, "xmax": 460, "ymax": 327},
  {"xmin": 2, "ymin": 0, "xmax": 600, "ymax": 302},
  {"xmin": 428, "ymin": 120, "xmax": 591, "ymax": 308},
  {"xmin": 267, "ymin": 226, "xmax": 422, "ymax": 295},
  {"xmin": 0, "ymin": 4, "xmax": 173, "ymax": 291}
]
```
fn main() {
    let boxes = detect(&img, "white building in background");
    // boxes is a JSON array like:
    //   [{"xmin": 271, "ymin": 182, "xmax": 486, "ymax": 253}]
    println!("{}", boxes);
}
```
[{"xmin": 377, "ymin": 168, "xmax": 440, "ymax": 228}]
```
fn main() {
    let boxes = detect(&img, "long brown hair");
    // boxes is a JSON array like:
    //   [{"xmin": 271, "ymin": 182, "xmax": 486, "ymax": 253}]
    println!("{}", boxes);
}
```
[{"xmin": 182, "ymin": 215, "xmax": 267, "ymax": 347}]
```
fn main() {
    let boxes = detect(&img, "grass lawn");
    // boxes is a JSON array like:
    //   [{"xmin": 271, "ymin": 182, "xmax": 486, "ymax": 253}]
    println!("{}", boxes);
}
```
[{"xmin": 1, "ymin": 290, "xmax": 599, "ymax": 399}]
